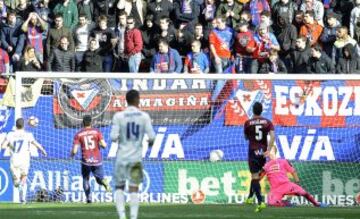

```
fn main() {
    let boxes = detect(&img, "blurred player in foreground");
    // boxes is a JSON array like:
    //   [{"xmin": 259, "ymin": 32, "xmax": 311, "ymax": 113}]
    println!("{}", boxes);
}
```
[
  {"xmin": 1, "ymin": 118, "xmax": 47, "ymax": 203},
  {"xmin": 262, "ymin": 147, "xmax": 323, "ymax": 208},
  {"xmin": 244, "ymin": 102, "xmax": 275, "ymax": 212},
  {"xmin": 71, "ymin": 115, "xmax": 111, "ymax": 203},
  {"xmin": 111, "ymin": 89, "xmax": 155, "ymax": 219}
]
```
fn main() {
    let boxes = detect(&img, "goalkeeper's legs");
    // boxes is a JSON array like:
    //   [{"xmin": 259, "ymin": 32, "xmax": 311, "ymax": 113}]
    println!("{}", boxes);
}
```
[{"xmin": 286, "ymin": 182, "xmax": 320, "ymax": 207}]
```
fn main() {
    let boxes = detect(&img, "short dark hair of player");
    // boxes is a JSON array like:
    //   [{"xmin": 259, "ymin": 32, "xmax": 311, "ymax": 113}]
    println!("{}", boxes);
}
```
[
  {"xmin": 16, "ymin": 118, "xmax": 24, "ymax": 129},
  {"xmin": 252, "ymin": 102, "xmax": 263, "ymax": 116},
  {"xmin": 83, "ymin": 115, "xmax": 92, "ymax": 127},
  {"xmin": 126, "ymin": 89, "xmax": 140, "ymax": 105}
]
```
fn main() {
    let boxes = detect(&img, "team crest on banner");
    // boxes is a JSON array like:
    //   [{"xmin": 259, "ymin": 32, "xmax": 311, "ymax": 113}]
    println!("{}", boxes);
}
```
[
  {"xmin": 54, "ymin": 79, "xmax": 112, "ymax": 128},
  {"xmin": 225, "ymin": 80, "xmax": 272, "ymax": 125}
]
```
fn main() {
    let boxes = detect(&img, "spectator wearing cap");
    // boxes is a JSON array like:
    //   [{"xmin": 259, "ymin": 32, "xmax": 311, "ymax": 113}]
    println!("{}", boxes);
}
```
[
  {"xmin": 209, "ymin": 16, "xmax": 234, "ymax": 73},
  {"xmin": 307, "ymin": 44, "xmax": 335, "ymax": 74},
  {"xmin": 174, "ymin": 0, "xmax": 200, "ymax": 32},
  {"xmin": 147, "ymin": 0, "xmax": 173, "ymax": 27},
  {"xmin": 150, "ymin": 39, "xmax": 183, "ymax": 73},
  {"xmin": 248, "ymin": 0, "xmax": 270, "ymax": 27},
  {"xmin": 124, "ymin": 16, "xmax": 143, "ymax": 73},
  {"xmin": 299, "ymin": 10, "xmax": 323, "ymax": 46},
  {"xmin": 141, "ymin": 14, "xmax": 157, "ymax": 71},
  {"xmin": 0, "ymin": 11, "xmax": 25, "ymax": 72},
  {"xmin": 320, "ymin": 12, "xmax": 340, "ymax": 58},
  {"xmin": 234, "ymin": 20, "xmax": 257, "ymax": 73},
  {"xmin": 253, "ymin": 23, "xmax": 280, "ymax": 65},
  {"xmin": 184, "ymin": 40, "xmax": 209, "ymax": 73},
  {"xmin": 53, "ymin": 0, "xmax": 78, "ymax": 30},
  {"xmin": 22, "ymin": 12, "xmax": 47, "ymax": 63},
  {"xmin": 216, "ymin": 0, "xmax": 243, "ymax": 29},
  {"xmin": 272, "ymin": 0, "xmax": 297, "ymax": 25},
  {"xmin": 273, "ymin": 13, "xmax": 297, "ymax": 71},
  {"xmin": 350, "ymin": 0, "xmax": 360, "ymax": 41},
  {"xmin": 46, "ymin": 14, "xmax": 74, "ymax": 59},
  {"xmin": 117, "ymin": 0, "xmax": 147, "ymax": 29},
  {"xmin": 300, "ymin": 0, "xmax": 324, "ymax": 26}
]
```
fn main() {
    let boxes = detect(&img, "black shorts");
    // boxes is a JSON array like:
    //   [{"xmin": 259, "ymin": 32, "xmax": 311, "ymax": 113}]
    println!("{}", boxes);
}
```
[{"xmin": 248, "ymin": 153, "xmax": 266, "ymax": 174}]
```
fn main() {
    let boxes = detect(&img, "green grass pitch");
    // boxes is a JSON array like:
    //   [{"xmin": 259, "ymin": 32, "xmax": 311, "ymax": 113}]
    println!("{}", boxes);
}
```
[{"xmin": 0, "ymin": 203, "xmax": 359, "ymax": 219}]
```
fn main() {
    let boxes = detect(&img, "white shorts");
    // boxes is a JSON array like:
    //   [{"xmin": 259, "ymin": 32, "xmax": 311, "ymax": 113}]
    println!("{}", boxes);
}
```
[
  {"xmin": 114, "ymin": 161, "xmax": 143, "ymax": 187},
  {"xmin": 10, "ymin": 156, "xmax": 30, "ymax": 181}
]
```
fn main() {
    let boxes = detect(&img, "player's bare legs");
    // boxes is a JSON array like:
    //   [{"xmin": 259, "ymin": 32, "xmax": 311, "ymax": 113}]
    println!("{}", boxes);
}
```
[
  {"xmin": 19, "ymin": 174, "xmax": 28, "ymax": 203},
  {"xmin": 115, "ymin": 184, "xmax": 127, "ymax": 219}
]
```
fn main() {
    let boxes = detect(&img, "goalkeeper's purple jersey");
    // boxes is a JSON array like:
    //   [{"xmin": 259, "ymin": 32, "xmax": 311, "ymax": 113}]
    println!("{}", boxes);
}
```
[{"xmin": 244, "ymin": 116, "xmax": 274, "ymax": 152}]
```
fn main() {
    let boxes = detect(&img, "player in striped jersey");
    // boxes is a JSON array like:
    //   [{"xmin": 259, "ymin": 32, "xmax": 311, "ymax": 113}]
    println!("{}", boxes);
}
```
[
  {"xmin": 111, "ymin": 89, "xmax": 156, "ymax": 219},
  {"xmin": 1, "ymin": 118, "xmax": 47, "ymax": 203}
]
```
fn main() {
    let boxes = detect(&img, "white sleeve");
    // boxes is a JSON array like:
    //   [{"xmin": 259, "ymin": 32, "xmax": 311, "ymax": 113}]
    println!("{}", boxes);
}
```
[
  {"xmin": 144, "ymin": 113, "xmax": 155, "ymax": 141},
  {"xmin": 110, "ymin": 113, "xmax": 121, "ymax": 142}
]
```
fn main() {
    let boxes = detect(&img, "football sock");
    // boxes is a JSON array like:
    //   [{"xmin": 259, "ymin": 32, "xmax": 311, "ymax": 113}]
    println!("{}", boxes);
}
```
[
  {"xmin": 252, "ymin": 179, "xmax": 263, "ymax": 203},
  {"xmin": 129, "ymin": 192, "xmax": 139, "ymax": 219},
  {"xmin": 304, "ymin": 193, "xmax": 320, "ymax": 207},
  {"xmin": 115, "ymin": 189, "xmax": 126, "ymax": 219},
  {"xmin": 83, "ymin": 179, "xmax": 91, "ymax": 201},
  {"xmin": 21, "ymin": 183, "xmax": 27, "ymax": 202},
  {"xmin": 248, "ymin": 182, "xmax": 254, "ymax": 199}
]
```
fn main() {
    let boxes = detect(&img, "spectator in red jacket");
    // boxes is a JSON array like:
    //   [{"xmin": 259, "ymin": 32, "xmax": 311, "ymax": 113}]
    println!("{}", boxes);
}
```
[{"xmin": 125, "ymin": 16, "xmax": 143, "ymax": 73}]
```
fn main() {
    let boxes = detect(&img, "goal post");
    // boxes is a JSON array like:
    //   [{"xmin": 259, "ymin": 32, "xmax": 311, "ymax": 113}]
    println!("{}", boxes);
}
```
[{"xmin": 5, "ymin": 72, "xmax": 360, "ymax": 206}]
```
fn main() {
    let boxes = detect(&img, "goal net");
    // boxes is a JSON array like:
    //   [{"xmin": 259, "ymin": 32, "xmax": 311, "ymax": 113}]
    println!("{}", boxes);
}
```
[{"xmin": 2, "ymin": 72, "xmax": 359, "ymax": 206}]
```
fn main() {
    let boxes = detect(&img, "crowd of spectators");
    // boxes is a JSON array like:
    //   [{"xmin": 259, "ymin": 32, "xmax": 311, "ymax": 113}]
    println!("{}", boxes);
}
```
[{"xmin": 0, "ymin": 0, "xmax": 360, "ymax": 76}]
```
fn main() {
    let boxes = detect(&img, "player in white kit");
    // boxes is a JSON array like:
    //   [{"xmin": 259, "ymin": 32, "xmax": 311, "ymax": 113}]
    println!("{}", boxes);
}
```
[
  {"xmin": 1, "ymin": 118, "xmax": 47, "ymax": 203},
  {"xmin": 110, "ymin": 89, "xmax": 155, "ymax": 219}
]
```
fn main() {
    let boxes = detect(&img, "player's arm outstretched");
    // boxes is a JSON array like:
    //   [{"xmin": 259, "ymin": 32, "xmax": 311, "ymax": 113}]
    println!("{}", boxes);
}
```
[{"xmin": 31, "ymin": 140, "xmax": 47, "ymax": 156}]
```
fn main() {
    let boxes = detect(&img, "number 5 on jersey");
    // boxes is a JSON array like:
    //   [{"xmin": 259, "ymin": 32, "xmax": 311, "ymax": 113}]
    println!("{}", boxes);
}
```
[{"xmin": 255, "ymin": 125, "xmax": 263, "ymax": 141}]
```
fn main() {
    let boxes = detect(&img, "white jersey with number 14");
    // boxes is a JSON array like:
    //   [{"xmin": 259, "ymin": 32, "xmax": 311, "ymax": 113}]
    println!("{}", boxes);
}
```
[{"xmin": 110, "ymin": 106, "xmax": 155, "ymax": 164}]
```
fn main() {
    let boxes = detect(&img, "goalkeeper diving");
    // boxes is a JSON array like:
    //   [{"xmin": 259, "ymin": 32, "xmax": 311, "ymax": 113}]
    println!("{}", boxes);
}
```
[{"xmin": 261, "ymin": 147, "xmax": 324, "ymax": 208}]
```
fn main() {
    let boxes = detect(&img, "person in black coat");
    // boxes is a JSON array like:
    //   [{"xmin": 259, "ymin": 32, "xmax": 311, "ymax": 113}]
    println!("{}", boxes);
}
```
[
  {"xmin": 290, "ymin": 36, "xmax": 311, "ymax": 73},
  {"xmin": 81, "ymin": 38, "xmax": 103, "ymax": 72},
  {"xmin": 307, "ymin": 45, "xmax": 335, "ymax": 74},
  {"xmin": 140, "ymin": 14, "xmax": 158, "ymax": 71},
  {"xmin": 336, "ymin": 43, "xmax": 360, "ymax": 74}
]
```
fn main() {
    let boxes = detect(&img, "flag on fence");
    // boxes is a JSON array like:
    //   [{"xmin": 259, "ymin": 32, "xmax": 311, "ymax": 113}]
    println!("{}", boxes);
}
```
[{"xmin": 0, "ymin": 77, "xmax": 44, "ymax": 108}]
